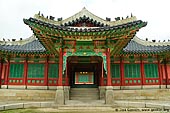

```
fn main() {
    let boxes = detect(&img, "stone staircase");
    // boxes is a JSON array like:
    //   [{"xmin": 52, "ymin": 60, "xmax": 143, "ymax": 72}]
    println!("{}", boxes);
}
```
[{"xmin": 70, "ymin": 88, "xmax": 99, "ymax": 100}]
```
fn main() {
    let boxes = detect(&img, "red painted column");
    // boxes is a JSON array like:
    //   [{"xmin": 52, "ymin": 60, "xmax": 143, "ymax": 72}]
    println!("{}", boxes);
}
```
[
  {"xmin": 120, "ymin": 56, "xmax": 125, "ymax": 86},
  {"xmin": 0, "ymin": 58, "xmax": 3, "ymax": 86},
  {"xmin": 23, "ymin": 58, "xmax": 28, "ymax": 85},
  {"xmin": 100, "ymin": 61, "xmax": 104, "ymax": 86},
  {"xmin": 140, "ymin": 57, "xmax": 145, "ymax": 85},
  {"xmin": 5, "ymin": 59, "xmax": 10, "ymax": 86},
  {"xmin": 164, "ymin": 59, "xmax": 168, "ymax": 87},
  {"xmin": 89, "ymin": 74, "xmax": 92, "ymax": 84},
  {"xmin": 58, "ymin": 48, "xmax": 63, "ymax": 86},
  {"xmin": 106, "ymin": 48, "xmax": 112, "ymax": 86},
  {"xmin": 65, "ymin": 60, "xmax": 69, "ymax": 86},
  {"xmin": 44, "ymin": 57, "xmax": 49, "ymax": 86},
  {"xmin": 76, "ymin": 73, "xmax": 79, "ymax": 83},
  {"xmin": 157, "ymin": 58, "xmax": 162, "ymax": 85}
]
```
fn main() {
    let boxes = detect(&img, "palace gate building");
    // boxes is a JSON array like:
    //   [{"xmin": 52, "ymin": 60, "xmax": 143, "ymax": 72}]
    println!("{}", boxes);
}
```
[{"xmin": 0, "ymin": 8, "xmax": 170, "ymax": 104}]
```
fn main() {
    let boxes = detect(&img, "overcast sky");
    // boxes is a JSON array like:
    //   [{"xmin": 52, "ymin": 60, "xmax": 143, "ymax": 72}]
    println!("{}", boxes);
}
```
[{"xmin": 0, "ymin": 0, "xmax": 170, "ymax": 42}]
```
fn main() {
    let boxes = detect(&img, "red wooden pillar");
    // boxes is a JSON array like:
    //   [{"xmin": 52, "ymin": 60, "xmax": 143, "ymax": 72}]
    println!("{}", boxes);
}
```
[
  {"xmin": 100, "ymin": 61, "xmax": 104, "ymax": 86},
  {"xmin": 106, "ymin": 48, "xmax": 112, "ymax": 86},
  {"xmin": 140, "ymin": 57, "xmax": 145, "ymax": 85},
  {"xmin": 44, "ymin": 57, "xmax": 49, "ymax": 86},
  {"xmin": 164, "ymin": 59, "xmax": 168, "ymax": 87},
  {"xmin": 5, "ymin": 59, "xmax": 10, "ymax": 86},
  {"xmin": 23, "ymin": 58, "xmax": 28, "ymax": 85},
  {"xmin": 120, "ymin": 56, "xmax": 125, "ymax": 86},
  {"xmin": 76, "ymin": 73, "xmax": 79, "ymax": 83},
  {"xmin": 157, "ymin": 57, "xmax": 162, "ymax": 85},
  {"xmin": 65, "ymin": 60, "xmax": 69, "ymax": 86},
  {"xmin": 0, "ymin": 58, "xmax": 3, "ymax": 86},
  {"xmin": 58, "ymin": 48, "xmax": 63, "ymax": 86}
]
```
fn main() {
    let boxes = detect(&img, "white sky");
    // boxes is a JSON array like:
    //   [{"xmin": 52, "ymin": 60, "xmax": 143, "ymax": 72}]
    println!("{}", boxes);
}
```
[{"xmin": 0, "ymin": 0, "xmax": 170, "ymax": 42}]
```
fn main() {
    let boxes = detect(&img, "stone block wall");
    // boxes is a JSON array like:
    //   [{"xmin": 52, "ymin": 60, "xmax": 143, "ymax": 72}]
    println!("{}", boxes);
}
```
[
  {"xmin": 0, "ymin": 89, "xmax": 56, "ymax": 101},
  {"xmin": 1, "ymin": 85, "xmax": 170, "ymax": 102},
  {"xmin": 114, "ymin": 89, "xmax": 170, "ymax": 101}
]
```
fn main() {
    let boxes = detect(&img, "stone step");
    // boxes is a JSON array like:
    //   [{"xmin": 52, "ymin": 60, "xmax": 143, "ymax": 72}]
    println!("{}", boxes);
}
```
[
  {"xmin": 70, "ymin": 88, "xmax": 99, "ymax": 100},
  {"xmin": 70, "ymin": 97, "xmax": 99, "ymax": 100},
  {"xmin": 70, "ymin": 92, "xmax": 99, "ymax": 94},
  {"xmin": 71, "ymin": 92, "xmax": 98, "ymax": 94},
  {"xmin": 70, "ymin": 90, "xmax": 99, "ymax": 92},
  {"xmin": 70, "ymin": 95, "xmax": 98, "ymax": 97},
  {"xmin": 70, "ymin": 96, "xmax": 99, "ymax": 99},
  {"xmin": 57, "ymin": 106, "xmax": 113, "ymax": 110},
  {"xmin": 70, "ymin": 95, "xmax": 99, "ymax": 97},
  {"xmin": 70, "ymin": 94, "xmax": 98, "ymax": 96},
  {"xmin": 70, "ymin": 95, "xmax": 99, "ymax": 98},
  {"xmin": 70, "ymin": 88, "xmax": 99, "ymax": 91}
]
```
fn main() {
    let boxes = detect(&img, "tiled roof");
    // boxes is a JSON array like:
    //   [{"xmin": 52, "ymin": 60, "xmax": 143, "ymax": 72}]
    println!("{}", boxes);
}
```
[
  {"xmin": 1, "ymin": 36, "xmax": 170, "ymax": 54},
  {"xmin": 34, "ymin": 7, "xmax": 137, "ymax": 27},
  {"xmin": 123, "ymin": 37, "xmax": 170, "ymax": 54},
  {"xmin": 61, "ymin": 15, "xmax": 107, "ymax": 27},
  {"xmin": 24, "ymin": 17, "xmax": 146, "ymax": 33},
  {"xmin": 0, "ymin": 39, "xmax": 46, "ymax": 53}
]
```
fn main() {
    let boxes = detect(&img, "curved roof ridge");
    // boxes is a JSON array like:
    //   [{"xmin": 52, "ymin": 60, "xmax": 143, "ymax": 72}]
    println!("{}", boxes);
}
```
[
  {"xmin": 62, "ymin": 7, "xmax": 106, "ymax": 24},
  {"xmin": 0, "ymin": 35, "xmax": 37, "ymax": 46},
  {"xmin": 132, "ymin": 36, "xmax": 170, "ymax": 46},
  {"xmin": 34, "ymin": 7, "xmax": 137, "ymax": 26}
]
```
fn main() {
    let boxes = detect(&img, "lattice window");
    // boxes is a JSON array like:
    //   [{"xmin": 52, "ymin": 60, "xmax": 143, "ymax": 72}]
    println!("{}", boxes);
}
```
[
  {"xmin": 111, "ymin": 64, "xmax": 120, "ymax": 78},
  {"xmin": 28, "ymin": 64, "xmax": 44, "ymax": 78},
  {"xmin": 144, "ymin": 64, "xmax": 158, "ymax": 78},
  {"xmin": 9, "ymin": 64, "xmax": 24, "ymax": 78},
  {"xmin": 124, "ymin": 64, "xmax": 140, "ymax": 78},
  {"xmin": 78, "ymin": 75, "xmax": 89, "ymax": 82},
  {"xmin": 48, "ymin": 63, "xmax": 59, "ymax": 78}
]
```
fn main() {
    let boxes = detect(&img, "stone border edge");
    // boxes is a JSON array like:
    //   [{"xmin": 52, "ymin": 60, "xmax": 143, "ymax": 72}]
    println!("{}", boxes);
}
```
[
  {"xmin": 115, "ymin": 101, "xmax": 170, "ymax": 109},
  {"xmin": 1, "ymin": 101, "xmax": 170, "ymax": 111},
  {"xmin": 0, "ymin": 102, "xmax": 53, "ymax": 111}
]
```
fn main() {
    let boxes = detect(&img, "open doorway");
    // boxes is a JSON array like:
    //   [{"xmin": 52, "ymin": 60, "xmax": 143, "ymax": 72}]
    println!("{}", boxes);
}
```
[{"xmin": 67, "ymin": 56, "xmax": 103, "ymax": 88}]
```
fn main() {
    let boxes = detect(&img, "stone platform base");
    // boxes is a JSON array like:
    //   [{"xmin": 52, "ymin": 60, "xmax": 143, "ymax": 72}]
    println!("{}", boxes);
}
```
[
  {"xmin": 1, "ymin": 85, "xmax": 170, "ymax": 102},
  {"xmin": 0, "ymin": 89, "xmax": 56, "ymax": 101},
  {"xmin": 114, "ymin": 88, "xmax": 170, "ymax": 101}
]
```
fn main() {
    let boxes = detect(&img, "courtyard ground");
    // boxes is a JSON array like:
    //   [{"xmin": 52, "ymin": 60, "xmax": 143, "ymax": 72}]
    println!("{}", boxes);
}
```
[
  {"xmin": 1, "ymin": 100, "xmax": 170, "ymax": 113},
  {"xmin": 0, "ymin": 108, "xmax": 169, "ymax": 113}
]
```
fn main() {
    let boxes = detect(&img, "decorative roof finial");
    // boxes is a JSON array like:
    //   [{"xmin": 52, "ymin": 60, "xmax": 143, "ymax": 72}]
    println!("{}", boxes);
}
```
[
  {"xmin": 83, "ymin": 7, "xmax": 86, "ymax": 10},
  {"xmin": 38, "ymin": 11, "xmax": 40, "ymax": 15}
]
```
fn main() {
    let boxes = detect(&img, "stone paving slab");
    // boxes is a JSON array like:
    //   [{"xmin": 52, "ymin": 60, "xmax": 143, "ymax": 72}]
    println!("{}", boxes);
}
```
[
  {"xmin": 1, "ymin": 100, "xmax": 170, "ymax": 111},
  {"xmin": 24, "ymin": 102, "xmax": 41, "ymax": 108},
  {"xmin": 0, "ymin": 101, "xmax": 53, "ymax": 111},
  {"xmin": 4, "ymin": 103, "xmax": 24, "ymax": 110}
]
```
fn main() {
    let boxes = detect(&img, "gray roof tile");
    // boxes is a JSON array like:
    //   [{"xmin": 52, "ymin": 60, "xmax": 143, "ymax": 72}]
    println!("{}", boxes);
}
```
[
  {"xmin": 123, "ymin": 40, "xmax": 170, "ymax": 53},
  {"xmin": 0, "ymin": 40, "xmax": 46, "ymax": 53},
  {"xmin": 1, "ymin": 37, "xmax": 170, "ymax": 54}
]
